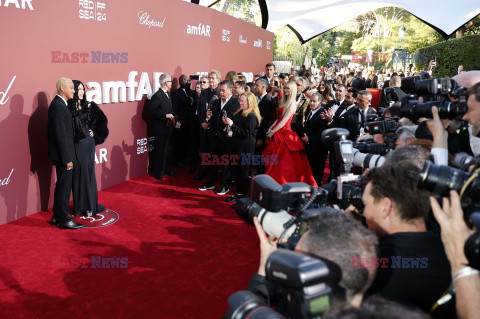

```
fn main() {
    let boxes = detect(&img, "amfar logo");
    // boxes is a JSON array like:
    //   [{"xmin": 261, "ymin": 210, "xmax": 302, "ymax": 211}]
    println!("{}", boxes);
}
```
[
  {"xmin": 239, "ymin": 35, "xmax": 247, "ymax": 44},
  {"xmin": 138, "ymin": 11, "xmax": 166, "ymax": 29},
  {"xmin": 254, "ymin": 39, "xmax": 262, "ymax": 48},
  {"xmin": 0, "ymin": 75, "xmax": 16, "ymax": 106},
  {"xmin": 0, "ymin": 169, "xmax": 14, "ymax": 186},
  {"xmin": 186, "ymin": 23, "xmax": 210, "ymax": 37},
  {"xmin": 222, "ymin": 29, "xmax": 230, "ymax": 42},
  {"xmin": 0, "ymin": 0, "xmax": 33, "ymax": 10},
  {"xmin": 78, "ymin": 0, "xmax": 106, "ymax": 22},
  {"xmin": 51, "ymin": 51, "xmax": 128, "ymax": 63},
  {"xmin": 94, "ymin": 148, "xmax": 108, "ymax": 164}
]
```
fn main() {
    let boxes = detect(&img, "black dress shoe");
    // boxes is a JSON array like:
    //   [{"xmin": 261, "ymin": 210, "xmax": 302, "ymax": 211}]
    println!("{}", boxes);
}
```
[
  {"xmin": 50, "ymin": 218, "xmax": 59, "ymax": 226},
  {"xmin": 97, "ymin": 204, "xmax": 106, "ymax": 212},
  {"xmin": 154, "ymin": 175, "xmax": 163, "ymax": 181},
  {"xmin": 58, "ymin": 220, "xmax": 85, "ymax": 230},
  {"xmin": 194, "ymin": 173, "xmax": 206, "ymax": 181},
  {"xmin": 165, "ymin": 171, "xmax": 177, "ymax": 177},
  {"xmin": 226, "ymin": 194, "xmax": 245, "ymax": 203}
]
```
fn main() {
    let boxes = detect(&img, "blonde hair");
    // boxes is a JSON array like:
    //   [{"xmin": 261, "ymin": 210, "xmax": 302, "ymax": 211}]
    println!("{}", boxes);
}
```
[
  {"xmin": 280, "ymin": 81, "xmax": 297, "ymax": 118},
  {"xmin": 56, "ymin": 77, "xmax": 72, "ymax": 92},
  {"xmin": 225, "ymin": 71, "xmax": 239, "ymax": 84},
  {"xmin": 235, "ymin": 92, "xmax": 262, "ymax": 127}
]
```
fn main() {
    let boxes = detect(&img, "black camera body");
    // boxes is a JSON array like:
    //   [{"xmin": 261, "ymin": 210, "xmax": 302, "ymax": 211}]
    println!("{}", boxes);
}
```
[
  {"xmin": 366, "ymin": 119, "xmax": 398, "ymax": 135},
  {"xmin": 224, "ymin": 249, "xmax": 332, "ymax": 319},
  {"xmin": 322, "ymin": 128, "xmax": 354, "ymax": 174},
  {"xmin": 400, "ymin": 78, "xmax": 468, "ymax": 121}
]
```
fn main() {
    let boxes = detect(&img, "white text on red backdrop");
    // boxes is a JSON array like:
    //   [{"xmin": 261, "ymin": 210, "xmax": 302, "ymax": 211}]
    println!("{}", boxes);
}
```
[
  {"xmin": 0, "ymin": 76, "xmax": 16, "ymax": 106},
  {"xmin": 0, "ymin": 0, "xmax": 33, "ymax": 10}
]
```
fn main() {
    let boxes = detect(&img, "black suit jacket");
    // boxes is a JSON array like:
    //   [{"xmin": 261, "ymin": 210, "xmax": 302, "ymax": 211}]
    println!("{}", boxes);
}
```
[
  {"xmin": 381, "ymin": 86, "xmax": 406, "ymax": 108},
  {"xmin": 208, "ymin": 96, "xmax": 240, "ymax": 143},
  {"xmin": 196, "ymin": 87, "xmax": 219, "ymax": 124},
  {"xmin": 47, "ymin": 95, "xmax": 76, "ymax": 165},
  {"xmin": 149, "ymin": 88, "xmax": 173, "ymax": 135},
  {"xmin": 351, "ymin": 77, "xmax": 366, "ymax": 91},
  {"xmin": 337, "ymin": 106, "xmax": 376, "ymax": 141},
  {"xmin": 303, "ymin": 108, "xmax": 331, "ymax": 153},
  {"xmin": 257, "ymin": 94, "xmax": 274, "ymax": 141},
  {"xmin": 171, "ymin": 87, "xmax": 195, "ymax": 125},
  {"xmin": 333, "ymin": 101, "xmax": 349, "ymax": 122}
]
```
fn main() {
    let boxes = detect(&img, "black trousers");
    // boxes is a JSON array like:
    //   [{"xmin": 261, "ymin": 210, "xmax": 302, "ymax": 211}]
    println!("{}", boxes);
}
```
[
  {"xmin": 306, "ymin": 149, "xmax": 328, "ymax": 186},
  {"xmin": 152, "ymin": 132, "xmax": 173, "ymax": 179},
  {"xmin": 206, "ymin": 136, "xmax": 227, "ymax": 186},
  {"xmin": 52, "ymin": 161, "xmax": 73, "ymax": 223}
]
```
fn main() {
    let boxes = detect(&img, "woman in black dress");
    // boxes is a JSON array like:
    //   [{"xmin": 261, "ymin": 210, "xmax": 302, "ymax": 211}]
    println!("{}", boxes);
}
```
[
  {"xmin": 223, "ymin": 92, "xmax": 262, "ymax": 202},
  {"xmin": 68, "ymin": 80, "xmax": 108, "ymax": 216}
]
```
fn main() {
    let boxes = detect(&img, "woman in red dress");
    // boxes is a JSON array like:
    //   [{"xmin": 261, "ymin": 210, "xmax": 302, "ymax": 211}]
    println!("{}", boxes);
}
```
[{"xmin": 263, "ymin": 81, "xmax": 317, "ymax": 186}]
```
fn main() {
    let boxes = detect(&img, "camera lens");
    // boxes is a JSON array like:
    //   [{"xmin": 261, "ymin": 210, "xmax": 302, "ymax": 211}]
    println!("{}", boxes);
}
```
[{"xmin": 418, "ymin": 162, "xmax": 471, "ymax": 197}]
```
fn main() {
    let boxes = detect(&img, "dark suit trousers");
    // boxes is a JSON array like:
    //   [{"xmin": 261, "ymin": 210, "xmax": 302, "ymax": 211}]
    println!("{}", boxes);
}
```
[
  {"xmin": 306, "ymin": 149, "xmax": 328, "ymax": 186},
  {"xmin": 153, "ymin": 132, "xmax": 173, "ymax": 178},
  {"xmin": 198, "ymin": 127, "xmax": 210, "ymax": 174},
  {"xmin": 206, "ymin": 137, "xmax": 227, "ymax": 185},
  {"xmin": 53, "ymin": 161, "xmax": 73, "ymax": 223}
]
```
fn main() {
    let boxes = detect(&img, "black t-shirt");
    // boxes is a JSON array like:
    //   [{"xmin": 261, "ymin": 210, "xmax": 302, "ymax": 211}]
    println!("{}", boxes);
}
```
[{"xmin": 367, "ymin": 232, "xmax": 451, "ymax": 312}]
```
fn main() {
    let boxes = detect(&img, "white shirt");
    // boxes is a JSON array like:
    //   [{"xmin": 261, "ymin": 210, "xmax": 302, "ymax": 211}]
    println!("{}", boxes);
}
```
[
  {"xmin": 221, "ymin": 95, "xmax": 232, "ymax": 110},
  {"xmin": 469, "ymin": 124, "xmax": 480, "ymax": 156},
  {"xmin": 56, "ymin": 94, "xmax": 67, "ymax": 106},
  {"xmin": 162, "ymin": 88, "xmax": 170, "ymax": 97},
  {"xmin": 258, "ymin": 93, "xmax": 267, "ymax": 103}
]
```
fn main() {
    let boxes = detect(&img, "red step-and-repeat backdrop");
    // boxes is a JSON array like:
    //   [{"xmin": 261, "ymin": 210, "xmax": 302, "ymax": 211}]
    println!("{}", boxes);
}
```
[{"xmin": 0, "ymin": 0, "xmax": 274, "ymax": 225}]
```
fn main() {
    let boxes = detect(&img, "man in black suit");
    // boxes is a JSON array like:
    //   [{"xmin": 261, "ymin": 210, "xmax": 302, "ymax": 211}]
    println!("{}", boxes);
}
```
[
  {"xmin": 351, "ymin": 71, "xmax": 366, "ymax": 91},
  {"xmin": 381, "ymin": 75, "xmax": 406, "ymax": 108},
  {"xmin": 332, "ymin": 84, "xmax": 347, "ymax": 120},
  {"xmin": 47, "ymin": 78, "xmax": 84, "ymax": 229},
  {"xmin": 337, "ymin": 89, "xmax": 377, "ymax": 141},
  {"xmin": 172, "ymin": 74, "xmax": 195, "ymax": 168},
  {"xmin": 149, "ymin": 73, "xmax": 176, "ymax": 180},
  {"xmin": 199, "ymin": 80, "xmax": 240, "ymax": 194},
  {"xmin": 300, "ymin": 93, "xmax": 334, "ymax": 185},
  {"xmin": 335, "ymin": 88, "xmax": 359, "ymax": 140},
  {"xmin": 254, "ymin": 78, "xmax": 274, "ymax": 174},
  {"xmin": 194, "ymin": 70, "xmax": 221, "ymax": 180},
  {"xmin": 261, "ymin": 63, "xmax": 276, "ymax": 85}
]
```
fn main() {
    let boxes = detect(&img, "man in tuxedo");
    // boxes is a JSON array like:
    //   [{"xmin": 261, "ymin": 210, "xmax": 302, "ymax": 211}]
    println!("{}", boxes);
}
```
[
  {"xmin": 301, "ymin": 93, "xmax": 334, "ymax": 185},
  {"xmin": 332, "ymin": 84, "xmax": 347, "ymax": 116},
  {"xmin": 335, "ymin": 88, "xmax": 360, "ymax": 141},
  {"xmin": 291, "ymin": 77, "xmax": 310, "ymax": 136},
  {"xmin": 172, "ymin": 74, "xmax": 195, "ymax": 168},
  {"xmin": 254, "ymin": 78, "xmax": 274, "ymax": 174},
  {"xmin": 194, "ymin": 70, "xmax": 221, "ymax": 180},
  {"xmin": 149, "ymin": 73, "xmax": 176, "ymax": 180},
  {"xmin": 47, "ymin": 78, "xmax": 84, "ymax": 229},
  {"xmin": 199, "ymin": 80, "xmax": 240, "ymax": 194}
]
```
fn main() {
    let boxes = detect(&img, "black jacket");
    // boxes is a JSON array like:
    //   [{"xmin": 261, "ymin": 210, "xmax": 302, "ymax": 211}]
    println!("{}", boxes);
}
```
[
  {"xmin": 257, "ymin": 94, "xmax": 274, "ymax": 142},
  {"xmin": 196, "ymin": 87, "xmax": 219, "ymax": 124},
  {"xmin": 68, "ymin": 100, "xmax": 108, "ymax": 145},
  {"xmin": 149, "ymin": 88, "xmax": 173, "ymax": 135},
  {"xmin": 336, "ymin": 106, "xmax": 376, "ymax": 141},
  {"xmin": 303, "ymin": 108, "xmax": 331, "ymax": 153},
  {"xmin": 208, "ymin": 96, "xmax": 240, "ymax": 143},
  {"xmin": 228, "ymin": 112, "xmax": 259, "ymax": 154},
  {"xmin": 172, "ymin": 87, "xmax": 195, "ymax": 125},
  {"xmin": 47, "ymin": 95, "xmax": 76, "ymax": 165}
]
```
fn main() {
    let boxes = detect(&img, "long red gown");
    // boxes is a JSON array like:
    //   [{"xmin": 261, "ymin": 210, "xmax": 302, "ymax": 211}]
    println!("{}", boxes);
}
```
[{"xmin": 262, "ymin": 104, "xmax": 318, "ymax": 186}]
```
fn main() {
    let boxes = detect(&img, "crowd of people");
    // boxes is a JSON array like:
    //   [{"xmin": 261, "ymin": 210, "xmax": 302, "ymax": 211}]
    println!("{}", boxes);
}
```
[{"xmin": 47, "ymin": 62, "xmax": 480, "ymax": 318}]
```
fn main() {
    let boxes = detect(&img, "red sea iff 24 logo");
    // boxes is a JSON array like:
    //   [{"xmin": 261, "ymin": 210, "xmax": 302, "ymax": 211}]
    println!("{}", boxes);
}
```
[
  {"xmin": 51, "ymin": 51, "xmax": 128, "ymax": 63},
  {"xmin": 79, "ymin": 0, "xmax": 106, "ymax": 22}
]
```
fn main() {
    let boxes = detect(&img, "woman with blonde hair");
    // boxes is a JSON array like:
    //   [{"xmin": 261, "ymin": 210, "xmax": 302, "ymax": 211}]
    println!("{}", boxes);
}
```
[
  {"xmin": 222, "ymin": 92, "xmax": 262, "ymax": 202},
  {"xmin": 225, "ymin": 71, "xmax": 239, "ymax": 84},
  {"xmin": 262, "ymin": 81, "xmax": 317, "ymax": 186}
]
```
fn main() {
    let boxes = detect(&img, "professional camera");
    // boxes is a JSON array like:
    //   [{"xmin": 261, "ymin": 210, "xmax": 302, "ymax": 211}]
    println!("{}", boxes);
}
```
[
  {"xmin": 365, "ymin": 119, "xmax": 399, "ymax": 135},
  {"xmin": 400, "ymin": 73, "xmax": 430, "ymax": 94},
  {"xmin": 353, "ymin": 140, "xmax": 394, "ymax": 155},
  {"xmin": 321, "ymin": 128, "xmax": 354, "ymax": 174},
  {"xmin": 352, "ymin": 148, "xmax": 385, "ymax": 169},
  {"xmin": 400, "ymin": 78, "xmax": 468, "ymax": 121},
  {"xmin": 323, "ymin": 180, "xmax": 365, "ymax": 213},
  {"xmin": 418, "ymin": 161, "xmax": 480, "ymax": 216},
  {"xmin": 232, "ymin": 175, "xmax": 327, "ymax": 249},
  {"xmin": 451, "ymin": 152, "xmax": 480, "ymax": 171},
  {"xmin": 224, "ymin": 249, "xmax": 333, "ymax": 319}
]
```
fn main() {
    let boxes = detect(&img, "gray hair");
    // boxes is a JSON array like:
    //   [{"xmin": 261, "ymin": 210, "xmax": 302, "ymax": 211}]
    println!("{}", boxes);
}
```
[
  {"xmin": 311, "ymin": 92, "xmax": 323, "ymax": 101},
  {"xmin": 297, "ymin": 77, "xmax": 307, "ymax": 89},
  {"xmin": 358, "ymin": 90, "xmax": 372, "ymax": 100},
  {"xmin": 384, "ymin": 145, "xmax": 430, "ymax": 169},
  {"xmin": 256, "ymin": 78, "xmax": 269, "ymax": 90},
  {"xmin": 159, "ymin": 73, "xmax": 171, "ymax": 86},
  {"xmin": 209, "ymin": 70, "xmax": 221, "ymax": 80},
  {"xmin": 396, "ymin": 125, "xmax": 417, "ymax": 142}
]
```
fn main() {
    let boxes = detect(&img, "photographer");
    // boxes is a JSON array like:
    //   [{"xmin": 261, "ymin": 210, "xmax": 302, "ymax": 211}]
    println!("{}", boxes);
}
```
[
  {"xmin": 429, "ymin": 191, "xmax": 480, "ymax": 319},
  {"xmin": 381, "ymin": 75, "xmax": 406, "ymax": 108},
  {"xmin": 427, "ymin": 71, "xmax": 480, "ymax": 166},
  {"xmin": 247, "ymin": 210, "xmax": 378, "ymax": 315},
  {"xmin": 362, "ymin": 162, "xmax": 451, "ymax": 312}
]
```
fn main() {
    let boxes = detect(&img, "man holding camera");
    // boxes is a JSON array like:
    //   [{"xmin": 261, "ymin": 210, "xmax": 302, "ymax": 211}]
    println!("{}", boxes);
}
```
[
  {"xmin": 247, "ymin": 210, "xmax": 378, "ymax": 314},
  {"xmin": 361, "ymin": 162, "xmax": 451, "ymax": 311}
]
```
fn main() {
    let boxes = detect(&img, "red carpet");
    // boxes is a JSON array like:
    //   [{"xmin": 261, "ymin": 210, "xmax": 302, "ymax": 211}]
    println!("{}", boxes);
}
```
[{"xmin": 0, "ymin": 172, "xmax": 260, "ymax": 318}]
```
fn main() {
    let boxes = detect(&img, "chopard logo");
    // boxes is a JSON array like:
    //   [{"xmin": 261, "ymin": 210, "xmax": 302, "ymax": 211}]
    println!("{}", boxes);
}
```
[
  {"xmin": 0, "ymin": 76, "xmax": 16, "ymax": 105},
  {"xmin": 138, "ymin": 11, "xmax": 166, "ymax": 29},
  {"xmin": 222, "ymin": 29, "xmax": 230, "ymax": 42},
  {"xmin": 186, "ymin": 23, "xmax": 210, "ymax": 37},
  {"xmin": 239, "ymin": 35, "xmax": 247, "ymax": 44},
  {"xmin": 78, "ymin": 0, "xmax": 106, "ymax": 22},
  {"xmin": 0, "ymin": 0, "xmax": 33, "ymax": 10},
  {"xmin": 0, "ymin": 169, "xmax": 14, "ymax": 186},
  {"xmin": 254, "ymin": 39, "xmax": 262, "ymax": 48}
]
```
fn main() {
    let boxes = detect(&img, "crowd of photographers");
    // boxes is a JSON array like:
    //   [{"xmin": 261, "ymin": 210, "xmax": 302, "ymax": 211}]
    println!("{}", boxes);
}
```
[{"xmin": 219, "ymin": 66, "xmax": 480, "ymax": 319}]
